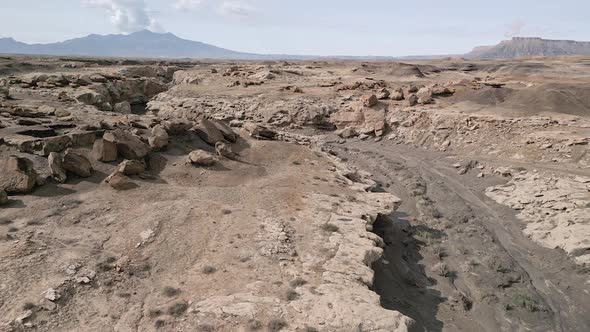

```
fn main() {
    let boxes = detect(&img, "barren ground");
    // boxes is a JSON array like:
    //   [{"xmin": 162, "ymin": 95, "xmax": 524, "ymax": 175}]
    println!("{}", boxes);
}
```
[{"xmin": 0, "ymin": 55, "xmax": 589, "ymax": 331}]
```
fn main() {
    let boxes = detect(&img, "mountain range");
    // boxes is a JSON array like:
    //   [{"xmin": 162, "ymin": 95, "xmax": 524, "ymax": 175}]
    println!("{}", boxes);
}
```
[{"xmin": 1, "ymin": 31, "xmax": 590, "ymax": 60}]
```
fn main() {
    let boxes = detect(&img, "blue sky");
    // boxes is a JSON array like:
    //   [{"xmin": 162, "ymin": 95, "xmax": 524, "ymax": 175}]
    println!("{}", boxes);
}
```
[{"xmin": 1, "ymin": 0, "xmax": 588, "ymax": 56}]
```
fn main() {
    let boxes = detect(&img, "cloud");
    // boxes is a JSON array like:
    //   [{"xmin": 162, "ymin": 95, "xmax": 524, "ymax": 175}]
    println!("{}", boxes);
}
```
[
  {"xmin": 173, "ymin": 0, "xmax": 204, "ymax": 10},
  {"xmin": 172, "ymin": 0, "xmax": 255, "ymax": 18},
  {"xmin": 218, "ymin": 1, "xmax": 255, "ymax": 17},
  {"xmin": 86, "ymin": 0, "xmax": 162, "ymax": 33},
  {"xmin": 505, "ymin": 19, "xmax": 526, "ymax": 38}
]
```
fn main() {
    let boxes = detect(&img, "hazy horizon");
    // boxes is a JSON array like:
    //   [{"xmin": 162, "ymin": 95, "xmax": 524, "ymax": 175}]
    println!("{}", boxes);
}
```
[{"xmin": 1, "ymin": 0, "xmax": 589, "ymax": 57}]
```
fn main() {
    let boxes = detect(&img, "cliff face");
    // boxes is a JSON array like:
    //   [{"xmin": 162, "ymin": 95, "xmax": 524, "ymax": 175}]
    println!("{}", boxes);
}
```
[{"xmin": 467, "ymin": 37, "xmax": 590, "ymax": 58}]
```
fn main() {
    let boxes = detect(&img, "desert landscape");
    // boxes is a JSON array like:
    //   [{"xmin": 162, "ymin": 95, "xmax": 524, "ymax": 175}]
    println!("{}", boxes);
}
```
[{"xmin": 0, "ymin": 53, "xmax": 588, "ymax": 332}]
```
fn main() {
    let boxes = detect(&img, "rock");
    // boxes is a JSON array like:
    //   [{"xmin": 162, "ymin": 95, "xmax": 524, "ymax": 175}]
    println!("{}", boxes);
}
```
[
  {"xmin": 0, "ymin": 189, "xmax": 8, "ymax": 205},
  {"xmin": 103, "ymin": 129, "xmax": 150, "ymax": 159},
  {"xmin": 42, "ymin": 288, "xmax": 60, "ymax": 301},
  {"xmin": 104, "ymin": 171, "xmax": 138, "ymax": 190},
  {"xmin": 118, "ymin": 160, "xmax": 145, "ymax": 175},
  {"xmin": 339, "ymin": 127, "xmax": 357, "ymax": 139},
  {"xmin": 92, "ymin": 139, "xmax": 118, "ymax": 162},
  {"xmin": 48, "ymin": 152, "xmax": 67, "ymax": 183},
  {"xmin": 417, "ymin": 87, "xmax": 434, "ymax": 104},
  {"xmin": 54, "ymin": 109, "xmax": 71, "ymax": 117},
  {"xmin": 376, "ymin": 88, "xmax": 390, "ymax": 100},
  {"xmin": 361, "ymin": 94, "xmax": 378, "ymax": 107},
  {"xmin": 243, "ymin": 122, "xmax": 278, "ymax": 140},
  {"xmin": 164, "ymin": 119, "xmax": 193, "ymax": 135},
  {"xmin": 187, "ymin": 150, "xmax": 216, "ymax": 166},
  {"xmin": 215, "ymin": 142, "xmax": 238, "ymax": 159},
  {"xmin": 0, "ymin": 156, "xmax": 38, "ymax": 193},
  {"xmin": 211, "ymin": 120, "xmax": 238, "ymax": 142},
  {"xmin": 14, "ymin": 310, "xmax": 33, "ymax": 325},
  {"xmin": 40, "ymin": 135, "xmax": 72, "ymax": 156},
  {"xmin": 195, "ymin": 118, "xmax": 225, "ymax": 146},
  {"xmin": 113, "ymin": 101, "xmax": 132, "ymax": 114},
  {"xmin": 390, "ymin": 88, "xmax": 404, "ymax": 101},
  {"xmin": 38, "ymin": 105, "xmax": 56, "ymax": 115},
  {"xmin": 148, "ymin": 125, "xmax": 169, "ymax": 150},
  {"xmin": 63, "ymin": 149, "xmax": 93, "ymax": 177},
  {"xmin": 68, "ymin": 130, "xmax": 96, "ymax": 147},
  {"xmin": 405, "ymin": 94, "xmax": 418, "ymax": 107}
]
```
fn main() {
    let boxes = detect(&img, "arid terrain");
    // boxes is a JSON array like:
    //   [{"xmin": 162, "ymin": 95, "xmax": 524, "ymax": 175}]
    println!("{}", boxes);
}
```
[{"xmin": 0, "ymin": 55, "xmax": 589, "ymax": 332}]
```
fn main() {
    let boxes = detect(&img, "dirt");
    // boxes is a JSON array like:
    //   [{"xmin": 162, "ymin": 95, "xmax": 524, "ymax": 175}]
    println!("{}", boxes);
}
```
[{"xmin": 1, "ymin": 55, "xmax": 589, "ymax": 331}]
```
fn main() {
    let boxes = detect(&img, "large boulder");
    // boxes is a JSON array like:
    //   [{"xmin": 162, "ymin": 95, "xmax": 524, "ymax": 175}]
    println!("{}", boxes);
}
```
[
  {"xmin": 194, "ymin": 119, "xmax": 225, "ymax": 146},
  {"xmin": 187, "ymin": 150, "xmax": 216, "ymax": 166},
  {"xmin": 103, "ymin": 129, "xmax": 150, "ymax": 159},
  {"xmin": 148, "ymin": 125, "xmax": 169, "ymax": 150},
  {"xmin": 0, "ymin": 156, "xmax": 38, "ymax": 193},
  {"xmin": 63, "ymin": 149, "xmax": 93, "ymax": 177},
  {"xmin": 92, "ymin": 139, "xmax": 118, "ymax": 162},
  {"xmin": 164, "ymin": 119, "xmax": 193, "ymax": 135},
  {"xmin": 48, "ymin": 152, "xmax": 67, "ymax": 183},
  {"xmin": 211, "ymin": 120, "xmax": 238, "ymax": 143},
  {"xmin": 361, "ymin": 94, "xmax": 378, "ymax": 107}
]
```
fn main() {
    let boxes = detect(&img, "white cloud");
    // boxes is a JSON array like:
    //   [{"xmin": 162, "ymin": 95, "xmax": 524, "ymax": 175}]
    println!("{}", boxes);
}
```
[
  {"xmin": 173, "ymin": 0, "xmax": 204, "ymax": 10},
  {"xmin": 172, "ymin": 0, "xmax": 255, "ymax": 18},
  {"xmin": 86, "ymin": 0, "xmax": 162, "ymax": 33}
]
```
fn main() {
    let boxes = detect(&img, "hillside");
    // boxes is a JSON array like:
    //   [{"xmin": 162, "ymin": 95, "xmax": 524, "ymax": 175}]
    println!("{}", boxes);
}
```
[{"xmin": 467, "ymin": 37, "xmax": 590, "ymax": 58}]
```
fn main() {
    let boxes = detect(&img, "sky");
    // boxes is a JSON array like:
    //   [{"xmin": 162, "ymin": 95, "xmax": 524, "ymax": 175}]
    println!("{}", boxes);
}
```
[{"xmin": 0, "ymin": 0, "xmax": 589, "ymax": 56}]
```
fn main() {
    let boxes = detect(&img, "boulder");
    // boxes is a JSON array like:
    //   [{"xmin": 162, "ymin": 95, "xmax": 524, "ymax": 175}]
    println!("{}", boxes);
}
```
[
  {"xmin": 361, "ymin": 94, "xmax": 378, "ymax": 107},
  {"xmin": 103, "ymin": 129, "xmax": 150, "ymax": 159},
  {"xmin": 376, "ymin": 88, "xmax": 390, "ymax": 100},
  {"xmin": 0, "ymin": 189, "xmax": 8, "ymax": 205},
  {"xmin": 211, "ymin": 120, "xmax": 238, "ymax": 142},
  {"xmin": 187, "ymin": 150, "xmax": 216, "ymax": 166},
  {"xmin": 63, "ymin": 149, "xmax": 93, "ymax": 177},
  {"xmin": 118, "ymin": 160, "xmax": 145, "ymax": 176},
  {"xmin": 92, "ymin": 139, "xmax": 118, "ymax": 162},
  {"xmin": 243, "ymin": 122, "xmax": 278, "ymax": 140},
  {"xmin": 113, "ymin": 101, "xmax": 132, "ymax": 114},
  {"xmin": 390, "ymin": 88, "xmax": 404, "ymax": 101},
  {"xmin": 48, "ymin": 152, "xmax": 67, "ymax": 183},
  {"xmin": 405, "ymin": 94, "xmax": 418, "ymax": 107},
  {"xmin": 148, "ymin": 125, "xmax": 169, "ymax": 150},
  {"xmin": 194, "ymin": 118, "xmax": 225, "ymax": 146},
  {"xmin": 68, "ymin": 130, "xmax": 96, "ymax": 147},
  {"xmin": 339, "ymin": 127, "xmax": 358, "ymax": 139},
  {"xmin": 164, "ymin": 119, "xmax": 193, "ymax": 135},
  {"xmin": 104, "ymin": 171, "xmax": 138, "ymax": 191},
  {"xmin": 0, "ymin": 156, "xmax": 38, "ymax": 193},
  {"xmin": 416, "ymin": 87, "xmax": 433, "ymax": 104}
]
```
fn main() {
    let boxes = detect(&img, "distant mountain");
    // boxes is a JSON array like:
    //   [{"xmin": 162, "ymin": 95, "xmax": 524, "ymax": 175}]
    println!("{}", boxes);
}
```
[
  {"xmin": 466, "ymin": 37, "xmax": 590, "ymax": 59},
  {"xmin": 0, "ymin": 30, "xmax": 398, "ymax": 61}
]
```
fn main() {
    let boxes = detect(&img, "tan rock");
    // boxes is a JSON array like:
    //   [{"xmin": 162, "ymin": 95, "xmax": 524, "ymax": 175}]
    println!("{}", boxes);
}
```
[
  {"xmin": 92, "ymin": 139, "xmax": 118, "ymax": 162},
  {"xmin": 103, "ymin": 129, "xmax": 150, "ymax": 160},
  {"xmin": 194, "ymin": 118, "xmax": 225, "ymax": 146},
  {"xmin": 187, "ymin": 150, "xmax": 216, "ymax": 166},
  {"xmin": 0, "ymin": 156, "xmax": 37, "ymax": 193},
  {"xmin": 118, "ymin": 160, "xmax": 145, "ymax": 175},
  {"xmin": 361, "ymin": 94, "xmax": 378, "ymax": 107},
  {"xmin": 148, "ymin": 125, "xmax": 169, "ymax": 150},
  {"xmin": 63, "ymin": 149, "xmax": 93, "ymax": 177},
  {"xmin": 48, "ymin": 152, "xmax": 67, "ymax": 183},
  {"xmin": 104, "ymin": 171, "xmax": 138, "ymax": 191}
]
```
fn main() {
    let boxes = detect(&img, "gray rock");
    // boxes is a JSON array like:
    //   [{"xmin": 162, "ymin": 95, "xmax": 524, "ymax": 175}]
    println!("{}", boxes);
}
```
[
  {"xmin": 0, "ymin": 189, "xmax": 8, "ymax": 205},
  {"xmin": 148, "ymin": 125, "xmax": 169, "ymax": 150},
  {"xmin": 195, "ymin": 118, "xmax": 225, "ymax": 146},
  {"xmin": 113, "ymin": 101, "xmax": 132, "ymax": 114}
]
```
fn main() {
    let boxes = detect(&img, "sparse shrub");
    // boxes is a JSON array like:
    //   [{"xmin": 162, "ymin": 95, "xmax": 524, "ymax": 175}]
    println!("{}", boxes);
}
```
[
  {"xmin": 0, "ymin": 219, "xmax": 13, "ymax": 225},
  {"xmin": 148, "ymin": 309, "xmax": 163, "ymax": 317},
  {"xmin": 167, "ymin": 302, "xmax": 188, "ymax": 316},
  {"xmin": 247, "ymin": 319, "xmax": 262, "ymax": 331},
  {"xmin": 289, "ymin": 277, "xmax": 307, "ymax": 287},
  {"xmin": 432, "ymin": 245, "xmax": 447, "ymax": 260},
  {"xmin": 162, "ymin": 287, "xmax": 181, "ymax": 297},
  {"xmin": 222, "ymin": 209, "xmax": 232, "ymax": 215},
  {"xmin": 304, "ymin": 327, "xmax": 319, "ymax": 332},
  {"xmin": 154, "ymin": 319, "xmax": 166, "ymax": 328},
  {"xmin": 198, "ymin": 324, "xmax": 215, "ymax": 332},
  {"xmin": 510, "ymin": 292, "xmax": 541, "ymax": 312},
  {"xmin": 202, "ymin": 265, "xmax": 217, "ymax": 274},
  {"xmin": 268, "ymin": 318, "xmax": 287, "ymax": 332},
  {"xmin": 320, "ymin": 223, "xmax": 339, "ymax": 233},
  {"xmin": 285, "ymin": 289, "xmax": 299, "ymax": 301},
  {"xmin": 432, "ymin": 262, "xmax": 450, "ymax": 277},
  {"xmin": 22, "ymin": 302, "xmax": 36, "ymax": 310},
  {"xmin": 292, "ymin": 160, "xmax": 301, "ymax": 165}
]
